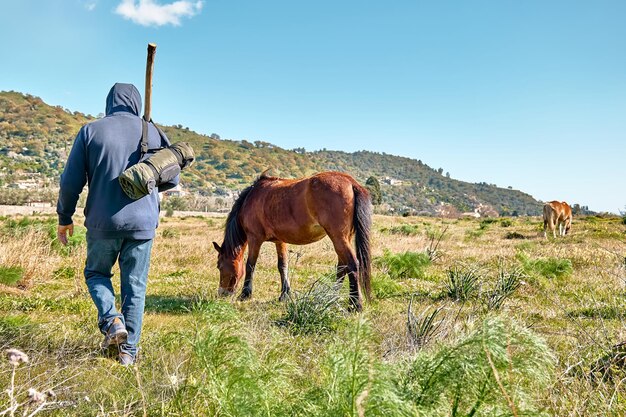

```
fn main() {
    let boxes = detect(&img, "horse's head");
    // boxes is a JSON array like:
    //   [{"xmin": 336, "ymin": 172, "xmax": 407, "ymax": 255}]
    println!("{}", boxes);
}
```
[{"xmin": 213, "ymin": 241, "xmax": 244, "ymax": 296}]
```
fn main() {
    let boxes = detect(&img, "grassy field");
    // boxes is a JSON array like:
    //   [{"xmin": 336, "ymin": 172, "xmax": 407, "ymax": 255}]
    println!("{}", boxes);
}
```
[{"xmin": 0, "ymin": 213, "xmax": 625, "ymax": 416}]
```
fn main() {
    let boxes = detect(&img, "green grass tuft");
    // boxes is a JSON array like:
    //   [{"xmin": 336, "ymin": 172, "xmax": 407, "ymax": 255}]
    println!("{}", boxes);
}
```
[
  {"xmin": 484, "ymin": 266, "xmax": 524, "ymax": 310},
  {"xmin": 280, "ymin": 278, "xmax": 345, "ymax": 335},
  {"xmin": 0, "ymin": 265, "xmax": 23, "ymax": 286},
  {"xmin": 372, "ymin": 274, "xmax": 405, "ymax": 299},
  {"xmin": 445, "ymin": 265, "xmax": 481, "ymax": 301},
  {"xmin": 520, "ymin": 254, "xmax": 573, "ymax": 279},
  {"xmin": 375, "ymin": 250, "xmax": 431, "ymax": 280}
]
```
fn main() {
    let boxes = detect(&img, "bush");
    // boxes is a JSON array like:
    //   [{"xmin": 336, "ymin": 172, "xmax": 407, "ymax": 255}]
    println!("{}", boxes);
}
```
[
  {"xmin": 161, "ymin": 228, "xmax": 179, "ymax": 238},
  {"xmin": 167, "ymin": 320, "xmax": 292, "ymax": 416},
  {"xmin": 504, "ymin": 231, "xmax": 526, "ymax": 240},
  {"xmin": 445, "ymin": 265, "xmax": 481, "ymax": 301},
  {"xmin": 385, "ymin": 224, "xmax": 420, "ymax": 236},
  {"xmin": 280, "ymin": 278, "xmax": 345, "ymax": 335},
  {"xmin": 375, "ymin": 250, "xmax": 431, "ymax": 280},
  {"xmin": 484, "ymin": 266, "xmax": 524, "ymax": 310},
  {"xmin": 301, "ymin": 318, "xmax": 413, "ymax": 417},
  {"xmin": 465, "ymin": 229, "xmax": 485, "ymax": 239},
  {"xmin": 479, "ymin": 218, "xmax": 498, "ymax": 230},
  {"xmin": 500, "ymin": 219, "xmax": 513, "ymax": 227},
  {"xmin": 47, "ymin": 222, "xmax": 86, "ymax": 255},
  {"xmin": 407, "ymin": 301, "xmax": 445, "ymax": 350},
  {"xmin": 0, "ymin": 266, "xmax": 24, "ymax": 286},
  {"xmin": 399, "ymin": 316, "xmax": 555, "ymax": 416}
]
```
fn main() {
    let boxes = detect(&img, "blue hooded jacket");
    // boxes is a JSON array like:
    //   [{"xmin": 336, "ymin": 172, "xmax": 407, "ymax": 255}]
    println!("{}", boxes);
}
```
[{"xmin": 57, "ymin": 83, "xmax": 178, "ymax": 239}]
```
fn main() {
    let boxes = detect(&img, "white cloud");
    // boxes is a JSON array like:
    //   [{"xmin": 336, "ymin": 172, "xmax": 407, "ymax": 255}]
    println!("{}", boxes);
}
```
[{"xmin": 115, "ymin": 0, "xmax": 203, "ymax": 27}]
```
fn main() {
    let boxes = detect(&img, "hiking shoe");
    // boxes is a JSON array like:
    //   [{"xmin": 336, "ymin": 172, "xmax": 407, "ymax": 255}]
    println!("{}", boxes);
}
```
[
  {"xmin": 101, "ymin": 318, "xmax": 128, "ymax": 349},
  {"xmin": 118, "ymin": 352, "xmax": 135, "ymax": 367}
]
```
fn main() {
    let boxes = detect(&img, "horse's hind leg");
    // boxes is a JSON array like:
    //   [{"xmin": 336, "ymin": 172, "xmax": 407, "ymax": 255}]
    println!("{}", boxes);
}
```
[
  {"xmin": 328, "ymin": 235, "xmax": 362, "ymax": 312},
  {"xmin": 276, "ymin": 242, "xmax": 291, "ymax": 301},
  {"xmin": 239, "ymin": 239, "xmax": 261, "ymax": 301}
]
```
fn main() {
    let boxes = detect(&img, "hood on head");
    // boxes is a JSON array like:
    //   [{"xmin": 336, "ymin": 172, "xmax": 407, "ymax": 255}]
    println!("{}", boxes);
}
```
[{"xmin": 105, "ymin": 83, "xmax": 142, "ymax": 116}]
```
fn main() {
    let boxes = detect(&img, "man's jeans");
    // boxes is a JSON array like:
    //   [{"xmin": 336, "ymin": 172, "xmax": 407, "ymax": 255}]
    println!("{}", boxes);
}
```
[{"xmin": 84, "ymin": 236, "xmax": 153, "ymax": 358}]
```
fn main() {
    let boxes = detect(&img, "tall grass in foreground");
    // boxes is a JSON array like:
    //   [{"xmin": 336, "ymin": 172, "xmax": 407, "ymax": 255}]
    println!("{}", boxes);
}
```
[
  {"xmin": 0, "ymin": 302, "xmax": 558, "ymax": 416},
  {"xmin": 399, "ymin": 316, "xmax": 555, "ymax": 416}
]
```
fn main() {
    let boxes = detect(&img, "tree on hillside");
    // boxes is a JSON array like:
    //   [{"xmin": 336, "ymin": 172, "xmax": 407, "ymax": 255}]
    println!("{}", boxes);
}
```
[{"xmin": 365, "ymin": 176, "xmax": 382, "ymax": 205}]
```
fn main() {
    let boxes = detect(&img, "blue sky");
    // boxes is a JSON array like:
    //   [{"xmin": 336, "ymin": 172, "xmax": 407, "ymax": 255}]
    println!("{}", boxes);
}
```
[{"xmin": 1, "ymin": 0, "xmax": 624, "ymax": 213}]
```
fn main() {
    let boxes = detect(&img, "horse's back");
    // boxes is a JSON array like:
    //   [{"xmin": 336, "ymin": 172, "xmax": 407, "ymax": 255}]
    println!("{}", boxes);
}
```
[
  {"xmin": 243, "ymin": 172, "xmax": 366, "ymax": 244},
  {"xmin": 544, "ymin": 201, "xmax": 571, "ymax": 222}
]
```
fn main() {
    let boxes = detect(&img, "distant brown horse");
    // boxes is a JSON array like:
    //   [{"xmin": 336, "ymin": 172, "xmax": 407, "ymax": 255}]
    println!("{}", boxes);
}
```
[
  {"xmin": 212, "ymin": 171, "xmax": 372, "ymax": 311},
  {"xmin": 543, "ymin": 201, "xmax": 572, "ymax": 238}
]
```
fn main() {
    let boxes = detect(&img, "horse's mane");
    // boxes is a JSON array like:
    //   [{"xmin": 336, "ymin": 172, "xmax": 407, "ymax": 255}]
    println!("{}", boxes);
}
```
[{"xmin": 222, "ymin": 171, "xmax": 277, "ymax": 257}]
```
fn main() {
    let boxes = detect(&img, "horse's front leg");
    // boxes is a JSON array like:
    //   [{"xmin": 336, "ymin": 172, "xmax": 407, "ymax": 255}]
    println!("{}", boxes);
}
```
[
  {"xmin": 239, "ymin": 239, "xmax": 261, "ymax": 301},
  {"xmin": 276, "ymin": 242, "xmax": 291, "ymax": 301}
]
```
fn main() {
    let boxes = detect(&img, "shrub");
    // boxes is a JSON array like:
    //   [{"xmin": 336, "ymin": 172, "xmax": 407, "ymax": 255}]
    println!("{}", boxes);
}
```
[
  {"xmin": 485, "ymin": 266, "xmax": 524, "ymax": 310},
  {"xmin": 386, "ymin": 224, "xmax": 420, "ymax": 236},
  {"xmin": 167, "ymin": 321, "xmax": 292, "ymax": 416},
  {"xmin": 301, "ymin": 318, "xmax": 413, "ymax": 417},
  {"xmin": 399, "ymin": 316, "xmax": 555, "ymax": 416},
  {"xmin": 504, "ymin": 231, "xmax": 526, "ymax": 240},
  {"xmin": 445, "ymin": 265, "xmax": 481, "ymax": 301},
  {"xmin": 407, "ymin": 300, "xmax": 445, "ymax": 350},
  {"xmin": 465, "ymin": 229, "xmax": 485, "ymax": 239},
  {"xmin": 0, "ymin": 266, "xmax": 24, "ymax": 286},
  {"xmin": 500, "ymin": 219, "xmax": 513, "ymax": 227},
  {"xmin": 479, "ymin": 218, "xmax": 498, "ymax": 230},
  {"xmin": 375, "ymin": 250, "xmax": 431, "ymax": 280},
  {"xmin": 161, "ymin": 228, "xmax": 179, "ymax": 238},
  {"xmin": 46, "ymin": 222, "xmax": 86, "ymax": 254},
  {"xmin": 280, "ymin": 278, "xmax": 345, "ymax": 335}
]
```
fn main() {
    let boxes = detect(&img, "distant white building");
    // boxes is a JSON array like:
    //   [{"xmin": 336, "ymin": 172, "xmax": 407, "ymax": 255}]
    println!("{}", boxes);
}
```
[
  {"xmin": 382, "ymin": 176, "xmax": 403, "ymax": 186},
  {"xmin": 14, "ymin": 179, "xmax": 40, "ymax": 190},
  {"xmin": 26, "ymin": 201, "xmax": 52, "ymax": 208},
  {"xmin": 161, "ymin": 183, "xmax": 186, "ymax": 199}
]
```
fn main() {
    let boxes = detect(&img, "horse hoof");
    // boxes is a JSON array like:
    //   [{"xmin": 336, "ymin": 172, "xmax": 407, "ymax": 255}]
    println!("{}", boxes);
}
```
[
  {"xmin": 348, "ymin": 303, "xmax": 363, "ymax": 313},
  {"xmin": 238, "ymin": 291, "xmax": 252, "ymax": 301},
  {"xmin": 278, "ymin": 292, "xmax": 290, "ymax": 302}
]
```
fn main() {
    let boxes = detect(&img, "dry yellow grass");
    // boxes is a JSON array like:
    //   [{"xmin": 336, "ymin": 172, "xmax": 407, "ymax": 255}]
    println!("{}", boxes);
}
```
[{"xmin": 0, "ymin": 212, "xmax": 624, "ymax": 415}]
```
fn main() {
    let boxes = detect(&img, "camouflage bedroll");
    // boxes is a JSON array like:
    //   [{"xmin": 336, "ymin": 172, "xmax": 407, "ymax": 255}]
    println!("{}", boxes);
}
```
[{"xmin": 119, "ymin": 142, "xmax": 194, "ymax": 200}]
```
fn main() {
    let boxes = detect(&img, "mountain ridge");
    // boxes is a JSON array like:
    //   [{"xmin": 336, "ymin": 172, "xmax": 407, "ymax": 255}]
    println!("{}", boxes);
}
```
[{"xmin": 0, "ymin": 90, "xmax": 542, "ymax": 216}]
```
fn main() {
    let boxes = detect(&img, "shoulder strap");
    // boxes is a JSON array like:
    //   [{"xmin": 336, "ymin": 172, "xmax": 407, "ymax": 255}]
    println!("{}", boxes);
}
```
[{"xmin": 140, "ymin": 118, "xmax": 149, "ymax": 157}]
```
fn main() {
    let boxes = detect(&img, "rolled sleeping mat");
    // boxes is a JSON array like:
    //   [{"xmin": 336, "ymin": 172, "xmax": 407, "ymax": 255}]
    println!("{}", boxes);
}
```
[{"xmin": 119, "ymin": 142, "xmax": 195, "ymax": 200}]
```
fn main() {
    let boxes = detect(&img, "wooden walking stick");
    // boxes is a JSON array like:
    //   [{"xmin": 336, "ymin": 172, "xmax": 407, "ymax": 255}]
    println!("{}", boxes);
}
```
[{"xmin": 143, "ymin": 43, "xmax": 157, "ymax": 121}]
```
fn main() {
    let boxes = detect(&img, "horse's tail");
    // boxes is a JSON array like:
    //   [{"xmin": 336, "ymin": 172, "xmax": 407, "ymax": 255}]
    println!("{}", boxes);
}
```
[{"xmin": 353, "ymin": 184, "xmax": 373, "ymax": 301}]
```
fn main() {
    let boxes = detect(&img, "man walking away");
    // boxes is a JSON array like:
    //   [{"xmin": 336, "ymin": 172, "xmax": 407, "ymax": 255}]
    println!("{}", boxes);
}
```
[{"xmin": 56, "ymin": 83, "xmax": 178, "ymax": 365}]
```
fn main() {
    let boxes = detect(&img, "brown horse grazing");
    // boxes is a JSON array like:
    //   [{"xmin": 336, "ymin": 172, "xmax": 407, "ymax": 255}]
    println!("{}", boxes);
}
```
[
  {"xmin": 543, "ymin": 201, "xmax": 572, "ymax": 238},
  {"xmin": 212, "ymin": 171, "xmax": 372, "ymax": 311}
]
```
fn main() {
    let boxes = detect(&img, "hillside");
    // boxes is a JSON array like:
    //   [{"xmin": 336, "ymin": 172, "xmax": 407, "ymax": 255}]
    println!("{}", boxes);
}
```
[{"xmin": 0, "ymin": 91, "xmax": 542, "ymax": 216}]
